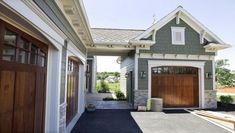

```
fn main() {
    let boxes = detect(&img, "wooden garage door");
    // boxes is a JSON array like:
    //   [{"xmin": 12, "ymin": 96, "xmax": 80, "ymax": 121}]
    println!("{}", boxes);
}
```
[
  {"xmin": 0, "ymin": 20, "xmax": 47, "ymax": 133},
  {"xmin": 151, "ymin": 66, "xmax": 199, "ymax": 108},
  {"xmin": 66, "ymin": 58, "xmax": 79, "ymax": 125}
]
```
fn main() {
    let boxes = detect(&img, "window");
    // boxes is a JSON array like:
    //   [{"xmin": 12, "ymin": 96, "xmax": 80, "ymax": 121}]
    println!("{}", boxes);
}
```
[
  {"xmin": 171, "ymin": 27, "xmax": 185, "ymax": 45},
  {"xmin": 152, "ymin": 66, "xmax": 198, "ymax": 75},
  {"xmin": 1, "ymin": 27, "xmax": 47, "ymax": 67}
]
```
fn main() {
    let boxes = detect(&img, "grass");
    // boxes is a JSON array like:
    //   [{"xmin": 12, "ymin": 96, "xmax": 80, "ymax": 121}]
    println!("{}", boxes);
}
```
[
  {"xmin": 108, "ymin": 83, "xmax": 120, "ymax": 92},
  {"xmin": 96, "ymin": 81, "xmax": 120, "ymax": 92}
]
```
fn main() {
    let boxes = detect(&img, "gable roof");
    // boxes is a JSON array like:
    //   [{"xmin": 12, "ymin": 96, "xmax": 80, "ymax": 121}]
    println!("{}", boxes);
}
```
[
  {"xmin": 91, "ymin": 28, "xmax": 144, "ymax": 45},
  {"xmin": 89, "ymin": 6, "xmax": 230, "ymax": 52},
  {"xmin": 134, "ymin": 6, "xmax": 230, "ymax": 47}
]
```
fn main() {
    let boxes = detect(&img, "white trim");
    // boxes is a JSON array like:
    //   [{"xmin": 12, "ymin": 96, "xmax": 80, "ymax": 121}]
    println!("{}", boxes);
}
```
[
  {"xmin": 135, "ymin": 6, "xmax": 227, "ymax": 46},
  {"xmin": 67, "ymin": 41, "xmax": 86, "ymax": 64},
  {"xmin": 204, "ymin": 43, "xmax": 232, "ymax": 52},
  {"xmin": 134, "ymin": 49, "xmax": 139, "ymax": 90},
  {"xmin": 176, "ymin": 11, "xmax": 181, "ymax": 24},
  {"xmin": 91, "ymin": 56, "xmax": 97, "ymax": 93},
  {"xmin": 2, "ymin": 1, "xmax": 65, "ymax": 47},
  {"xmin": 148, "ymin": 60, "xmax": 205, "ymax": 108},
  {"xmin": 22, "ymin": 0, "xmax": 66, "ymax": 39},
  {"xmin": 55, "ymin": 0, "xmax": 93, "ymax": 47},
  {"xmin": 139, "ymin": 53, "xmax": 214, "ymax": 61},
  {"xmin": 200, "ymin": 30, "xmax": 206, "ymax": 44},
  {"xmin": 171, "ymin": 27, "xmax": 185, "ymax": 45},
  {"xmin": 45, "ymin": 45, "xmax": 63, "ymax": 132}
]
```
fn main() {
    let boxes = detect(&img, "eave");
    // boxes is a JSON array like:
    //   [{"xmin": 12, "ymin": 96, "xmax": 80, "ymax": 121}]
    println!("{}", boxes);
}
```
[
  {"xmin": 54, "ymin": 0, "xmax": 93, "ymax": 47},
  {"xmin": 204, "ymin": 43, "xmax": 232, "ymax": 52}
]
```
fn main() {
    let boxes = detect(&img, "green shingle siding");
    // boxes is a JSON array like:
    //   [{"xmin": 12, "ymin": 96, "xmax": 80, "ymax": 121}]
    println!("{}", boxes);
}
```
[
  {"xmin": 205, "ymin": 60, "xmax": 213, "ymax": 90},
  {"xmin": 140, "ymin": 18, "xmax": 215, "ymax": 56}
]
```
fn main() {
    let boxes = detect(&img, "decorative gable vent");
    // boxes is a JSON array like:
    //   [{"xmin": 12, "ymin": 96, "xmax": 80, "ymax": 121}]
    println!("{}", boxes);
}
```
[{"xmin": 171, "ymin": 27, "xmax": 185, "ymax": 45}]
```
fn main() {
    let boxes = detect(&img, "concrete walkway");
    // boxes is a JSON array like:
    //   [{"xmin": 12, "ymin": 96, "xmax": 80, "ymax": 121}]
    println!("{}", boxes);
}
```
[
  {"xmin": 86, "ymin": 93, "xmax": 132, "ymax": 109},
  {"xmin": 71, "ymin": 109, "xmax": 230, "ymax": 133}
]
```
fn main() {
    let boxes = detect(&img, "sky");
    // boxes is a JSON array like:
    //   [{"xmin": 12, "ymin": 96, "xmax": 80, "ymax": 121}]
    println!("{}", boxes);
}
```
[{"xmin": 83, "ymin": 0, "xmax": 235, "ymax": 72}]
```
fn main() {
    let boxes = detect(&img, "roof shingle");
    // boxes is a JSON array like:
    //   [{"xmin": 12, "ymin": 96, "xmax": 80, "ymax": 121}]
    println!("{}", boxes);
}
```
[{"xmin": 91, "ymin": 28, "xmax": 144, "ymax": 45}]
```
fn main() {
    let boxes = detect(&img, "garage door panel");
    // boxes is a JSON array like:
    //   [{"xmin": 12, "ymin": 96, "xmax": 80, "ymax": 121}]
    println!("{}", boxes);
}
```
[
  {"xmin": 0, "ymin": 71, "xmax": 15, "ymax": 133},
  {"xmin": 13, "ymin": 72, "xmax": 36, "ymax": 133},
  {"xmin": 152, "ymin": 66, "xmax": 199, "ymax": 108},
  {"xmin": 34, "ymin": 71, "xmax": 46, "ymax": 133}
]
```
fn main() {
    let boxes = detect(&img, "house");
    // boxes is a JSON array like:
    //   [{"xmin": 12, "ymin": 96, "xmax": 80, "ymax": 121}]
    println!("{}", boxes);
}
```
[
  {"xmin": 0, "ymin": 0, "xmax": 231, "ymax": 133},
  {"xmin": 105, "ymin": 75, "xmax": 119, "ymax": 83},
  {"xmin": 90, "ymin": 6, "xmax": 231, "ymax": 109},
  {"xmin": 0, "ymin": 0, "xmax": 94, "ymax": 132}
]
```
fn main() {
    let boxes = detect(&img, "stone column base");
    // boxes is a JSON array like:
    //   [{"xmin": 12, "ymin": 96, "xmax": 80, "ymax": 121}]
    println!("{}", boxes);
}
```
[
  {"xmin": 204, "ymin": 90, "xmax": 217, "ymax": 109},
  {"xmin": 59, "ymin": 103, "xmax": 67, "ymax": 133},
  {"xmin": 134, "ymin": 90, "xmax": 148, "ymax": 108}
]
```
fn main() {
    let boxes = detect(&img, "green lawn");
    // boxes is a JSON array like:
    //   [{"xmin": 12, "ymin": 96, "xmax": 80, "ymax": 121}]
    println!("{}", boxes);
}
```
[
  {"xmin": 108, "ymin": 83, "xmax": 120, "ymax": 92},
  {"xmin": 96, "ymin": 81, "xmax": 120, "ymax": 92}
]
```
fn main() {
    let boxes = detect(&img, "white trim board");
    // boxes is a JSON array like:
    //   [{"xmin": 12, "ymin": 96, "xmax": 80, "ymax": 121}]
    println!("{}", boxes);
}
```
[
  {"xmin": 45, "ymin": 45, "xmax": 63, "ymax": 132},
  {"xmin": 139, "ymin": 53, "xmax": 214, "ymax": 60},
  {"xmin": 134, "ymin": 6, "xmax": 228, "ymax": 46},
  {"xmin": 148, "ymin": 60, "xmax": 206, "ymax": 108},
  {"xmin": 2, "ymin": 0, "xmax": 65, "ymax": 47},
  {"xmin": 67, "ymin": 40, "xmax": 86, "ymax": 63}
]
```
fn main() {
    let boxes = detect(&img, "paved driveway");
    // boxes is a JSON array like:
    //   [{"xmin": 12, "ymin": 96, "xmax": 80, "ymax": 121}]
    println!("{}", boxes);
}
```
[{"xmin": 71, "ymin": 109, "xmax": 230, "ymax": 133}]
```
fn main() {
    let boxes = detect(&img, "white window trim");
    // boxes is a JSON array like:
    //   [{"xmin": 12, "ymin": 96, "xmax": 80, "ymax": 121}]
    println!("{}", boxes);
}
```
[
  {"xmin": 171, "ymin": 27, "xmax": 186, "ymax": 45},
  {"xmin": 148, "ymin": 60, "xmax": 206, "ymax": 108}
]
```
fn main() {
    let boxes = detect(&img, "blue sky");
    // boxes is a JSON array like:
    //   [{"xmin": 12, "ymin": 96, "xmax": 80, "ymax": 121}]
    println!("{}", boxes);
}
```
[{"xmin": 83, "ymin": 0, "xmax": 235, "ymax": 72}]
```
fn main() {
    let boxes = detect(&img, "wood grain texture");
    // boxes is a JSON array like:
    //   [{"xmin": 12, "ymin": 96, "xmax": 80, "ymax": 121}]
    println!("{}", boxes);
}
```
[
  {"xmin": 152, "ymin": 68, "xmax": 199, "ymax": 108},
  {"xmin": 66, "ymin": 59, "xmax": 79, "ymax": 125},
  {"xmin": 0, "ymin": 71, "xmax": 15, "ymax": 133}
]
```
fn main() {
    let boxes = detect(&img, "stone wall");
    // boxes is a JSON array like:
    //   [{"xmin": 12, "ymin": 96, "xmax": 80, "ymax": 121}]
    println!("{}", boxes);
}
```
[
  {"xmin": 204, "ymin": 90, "xmax": 217, "ymax": 109},
  {"xmin": 134, "ymin": 89, "xmax": 217, "ymax": 109},
  {"xmin": 59, "ymin": 103, "xmax": 67, "ymax": 133},
  {"xmin": 134, "ymin": 90, "xmax": 148, "ymax": 108}
]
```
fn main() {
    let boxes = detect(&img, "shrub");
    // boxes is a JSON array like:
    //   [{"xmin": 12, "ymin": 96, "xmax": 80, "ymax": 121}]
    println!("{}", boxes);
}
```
[
  {"xmin": 103, "ymin": 97, "xmax": 115, "ymax": 101},
  {"xmin": 220, "ymin": 95, "xmax": 234, "ymax": 104},
  {"xmin": 97, "ymin": 80, "xmax": 110, "ymax": 93},
  {"xmin": 115, "ymin": 90, "xmax": 126, "ymax": 100}
]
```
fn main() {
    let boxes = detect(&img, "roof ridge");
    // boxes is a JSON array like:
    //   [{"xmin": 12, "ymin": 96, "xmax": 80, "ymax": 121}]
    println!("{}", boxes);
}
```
[{"xmin": 91, "ymin": 27, "xmax": 145, "ymax": 31}]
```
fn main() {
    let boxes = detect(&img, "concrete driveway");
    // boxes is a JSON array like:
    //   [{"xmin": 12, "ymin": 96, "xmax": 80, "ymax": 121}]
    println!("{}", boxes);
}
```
[
  {"xmin": 71, "ymin": 109, "xmax": 230, "ymax": 133},
  {"xmin": 131, "ymin": 110, "xmax": 230, "ymax": 133}
]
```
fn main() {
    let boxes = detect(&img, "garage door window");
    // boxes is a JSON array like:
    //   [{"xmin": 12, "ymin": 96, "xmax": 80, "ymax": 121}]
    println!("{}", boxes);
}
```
[
  {"xmin": 152, "ymin": 66, "xmax": 197, "ymax": 75},
  {"xmin": 1, "ymin": 26, "xmax": 47, "ymax": 67}
]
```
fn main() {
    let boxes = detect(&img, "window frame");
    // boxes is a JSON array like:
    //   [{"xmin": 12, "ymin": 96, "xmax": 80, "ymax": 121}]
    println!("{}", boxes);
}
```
[
  {"xmin": 171, "ymin": 27, "xmax": 186, "ymax": 45},
  {"xmin": 0, "ymin": 19, "xmax": 48, "ymax": 67}
]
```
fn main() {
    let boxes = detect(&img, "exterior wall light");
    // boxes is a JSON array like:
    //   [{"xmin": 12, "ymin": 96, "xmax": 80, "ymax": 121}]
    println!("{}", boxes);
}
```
[
  {"xmin": 125, "ymin": 72, "xmax": 129, "ymax": 78},
  {"xmin": 205, "ymin": 72, "xmax": 212, "ymax": 79},
  {"xmin": 86, "ymin": 71, "xmax": 90, "ymax": 77},
  {"xmin": 140, "ymin": 71, "xmax": 146, "ymax": 78}
]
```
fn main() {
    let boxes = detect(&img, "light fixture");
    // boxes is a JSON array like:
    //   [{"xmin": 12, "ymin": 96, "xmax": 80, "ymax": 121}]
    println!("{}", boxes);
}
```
[
  {"xmin": 86, "ymin": 71, "xmax": 90, "ymax": 77},
  {"xmin": 205, "ymin": 72, "xmax": 212, "ymax": 79},
  {"xmin": 125, "ymin": 72, "xmax": 129, "ymax": 78},
  {"xmin": 140, "ymin": 71, "xmax": 146, "ymax": 78}
]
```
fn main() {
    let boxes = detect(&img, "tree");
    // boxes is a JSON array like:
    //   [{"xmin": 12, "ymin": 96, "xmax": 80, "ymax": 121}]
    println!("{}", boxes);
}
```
[
  {"xmin": 114, "ymin": 72, "xmax": 120, "ymax": 77},
  {"xmin": 216, "ymin": 59, "xmax": 235, "ymax": 87}
]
